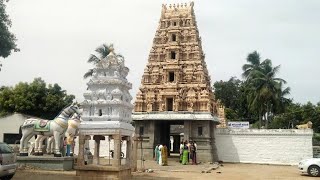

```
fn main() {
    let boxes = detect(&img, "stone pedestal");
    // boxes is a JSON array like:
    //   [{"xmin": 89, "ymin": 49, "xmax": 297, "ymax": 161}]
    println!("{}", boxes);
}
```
[
  {"xmin": 75, "ymin": 121, "xmax": 135, "ymax": 180},
  {"xmin": 17, "ymin": 156, "xmax": 74, "ymax": 171}
]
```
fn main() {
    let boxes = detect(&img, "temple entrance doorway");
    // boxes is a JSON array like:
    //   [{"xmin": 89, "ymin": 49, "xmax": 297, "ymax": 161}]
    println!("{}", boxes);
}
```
[{"xmin": 154, "ymin": 120, "xmax": 184, "ymax": 158}]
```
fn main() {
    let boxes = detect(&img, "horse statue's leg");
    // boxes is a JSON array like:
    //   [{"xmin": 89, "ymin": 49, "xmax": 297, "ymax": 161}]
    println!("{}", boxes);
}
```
[
  {"xmin": 20, "ymin": 129, "xmax": 34, "ymax": 156},
  {"xmin": 37, "ymin": 135, "xmax": 47, "ymax": 156},
  {"xmin": 34, "ymin": 135, "xmax": 41, "ymax": 156},
  {"xmin": 46, "ymin": 136, "xmax": 54, "ymax": 154},
  {"xmin": 19, "ymin": 133, "xmax": 30, "ymax": 156},
  {"xmin": 53, "ymin": 131, "xmax": 63, "ymax": 157},
  {"xmin": 51, "ymin": 137, "xmax": 56, "ymax": 154}
]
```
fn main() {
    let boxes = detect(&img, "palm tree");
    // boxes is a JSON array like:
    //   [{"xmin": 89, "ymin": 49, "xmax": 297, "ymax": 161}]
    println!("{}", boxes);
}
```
[
  {"xmin": 243, "ymin": 52, "xmax": 290, "ymax": 128},
  {"xmin": 242, "ymin": 51, "xmax": 264, "ymax": 128},
  {"xmin": 83, "ymin": 43, "xmax": 112, "ymax": 79},
  {"xmin": 242, "ymin": 51, "xmax": 261, "ymax": 79}
]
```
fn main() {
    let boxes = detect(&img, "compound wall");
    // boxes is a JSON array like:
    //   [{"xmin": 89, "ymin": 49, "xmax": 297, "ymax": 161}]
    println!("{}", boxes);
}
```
[{"xmin": 215, "ymin": 129, "xmax": 313, "ymax": 165}]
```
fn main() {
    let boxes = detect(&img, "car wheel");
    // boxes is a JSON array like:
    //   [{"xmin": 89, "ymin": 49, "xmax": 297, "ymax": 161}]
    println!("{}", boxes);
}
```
[
  {"xmin": 308, "ymin": 165, "xmax": 320, "ymax": 177},
  {"xmin": 1, "ymin": 174, "xmax": 14, "ymax": 180}
]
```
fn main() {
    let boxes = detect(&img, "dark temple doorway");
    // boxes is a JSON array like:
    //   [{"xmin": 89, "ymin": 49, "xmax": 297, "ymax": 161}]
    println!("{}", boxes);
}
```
[{"xmin": 154, "ymin": 120, "xmax": 184, "ymax": 158}]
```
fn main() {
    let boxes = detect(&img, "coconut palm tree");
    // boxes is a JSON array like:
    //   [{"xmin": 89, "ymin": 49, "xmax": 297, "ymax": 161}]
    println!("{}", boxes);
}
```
[
  {"xmin": 243, "ymin": 52, "xmax": 291, "ymax": 128},
  {"xmin": 242, "ymin": 51, "xmax": 261, "ymax": 79},
  {"xmin": 83, "ymin": 43, "xmax": 112, "ymax": 79},
  {"xmin": 246, "ymin": 58, "xmax": 290, "ymax": 128}
]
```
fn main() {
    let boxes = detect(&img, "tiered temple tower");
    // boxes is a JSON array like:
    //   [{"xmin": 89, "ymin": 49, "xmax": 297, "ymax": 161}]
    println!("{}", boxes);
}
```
[
  {"xmin": 76, "ymin": 47, "xmax": 135, "ymax": 179},
  {"xmin": 133, "ymin": 3, "xmax": 219, "ymax": 162}
]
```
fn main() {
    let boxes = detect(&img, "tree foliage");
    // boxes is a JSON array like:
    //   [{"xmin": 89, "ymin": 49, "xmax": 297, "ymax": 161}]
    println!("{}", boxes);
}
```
[
  {"xmin": 84, "ymin": 43, "xmax": 125, "ymax": 79},
  {"xmin": 84, "ymin": 43, "xmax": 112, "ymax": 79},
  {"xmin": 0, "ymin": 78, "xmax": 75, "ymax": 119},
  {"xmin": 214, "ymin": 51, "xmax": 297, "ymax": 129},
  {"xmin": 242, "ymin": 51, "xmax": 291, "ymax": 128},
  {"xmin": 213, "ymin": 77, "xmax": 256, "ymax": 123},
  {"xmin": 0, "ymin": 0, "xmax": 19, "ymax": 58},
  {"xmin": 269, "ymin": 102, "xmax": 320, "ymax": 132}
]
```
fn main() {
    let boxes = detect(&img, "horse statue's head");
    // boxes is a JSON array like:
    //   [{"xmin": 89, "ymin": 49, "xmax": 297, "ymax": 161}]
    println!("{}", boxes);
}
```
[
  {"xmin": 69, "ymin": 102, "xmax": 82, "ymax": 116},
  {"xmin": 65, "ymin": 113, "xmax": 81, "ymax": 137},
  {"xmin": 59, "ymin": 102, "xmax": 82, "ymax": 120}
]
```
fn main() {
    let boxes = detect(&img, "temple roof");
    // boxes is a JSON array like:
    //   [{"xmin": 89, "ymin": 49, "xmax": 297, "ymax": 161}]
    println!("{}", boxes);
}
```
[{"xmin": 132, "ymin": 112, "xmax": 220, "ymax": 123}]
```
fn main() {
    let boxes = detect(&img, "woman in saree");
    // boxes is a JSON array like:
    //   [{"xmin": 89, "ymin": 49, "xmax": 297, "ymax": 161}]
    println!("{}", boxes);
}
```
[
  {"xmin": 161, "ymin": 144, "xmax": 168, "ymax": 166},
  {"xmin": 181, "ymin": 142, "xmax": 189, "ymax": 165}
]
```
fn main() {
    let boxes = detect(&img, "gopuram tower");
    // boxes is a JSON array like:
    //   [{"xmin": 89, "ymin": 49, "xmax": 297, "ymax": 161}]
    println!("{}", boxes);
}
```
[
  {"xmin": 133, "ymin": 2, "xmax": 219, "ymax": 162},
  {"xmin": 76, "ymin": 46, "xmax": 135, "ymax": 179}
]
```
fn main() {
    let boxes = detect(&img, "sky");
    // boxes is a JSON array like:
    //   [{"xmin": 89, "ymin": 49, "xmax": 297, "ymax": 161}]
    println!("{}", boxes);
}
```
[{"xmin": 0, "ymin": 0, "xmax": 320, "ymax": 104}]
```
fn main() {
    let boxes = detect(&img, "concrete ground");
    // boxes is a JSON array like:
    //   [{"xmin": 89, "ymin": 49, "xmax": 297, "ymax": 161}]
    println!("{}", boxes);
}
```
[{"xmin": 13, "ymin": 159, "xmax": 318, "ymax": 180}]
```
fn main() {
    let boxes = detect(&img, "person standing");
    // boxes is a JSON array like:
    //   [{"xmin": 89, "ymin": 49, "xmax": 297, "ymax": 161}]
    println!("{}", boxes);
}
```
[
  {"xmin": 187, "ymin": 140, "xmax": 191, "ymax": 163},
  {"xmin": 66, "ymin": 136, "xmax": 73, "ymax": 156},
  {"xmin": 190, "ymin": 141, "xmax": 197, "ymax": 165},
  {"xmin": 161, "ymin": 144, "xmax": 168, "ymax": 166},
  {"xmin": 179, "ymin": 141, "xmax": 184, "ymax": 163},
  {"xmin": 62, "ymin": 137, "xmax": 67, "ymax": 157},
  {"xmin": 181, "ymin": 141, "xmax": 189, "ymax": 165},
  {"xmin": 158, "ymin": 144, "xmax": 163, "ymax": 165},
  {"xmin": 154, "ymin": 144, "xmax": 159, "ymax": 163}
]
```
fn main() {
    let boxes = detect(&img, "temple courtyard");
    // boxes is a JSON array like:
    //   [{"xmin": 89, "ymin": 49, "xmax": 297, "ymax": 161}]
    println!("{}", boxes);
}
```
[{"xmin": 12, "ymin": 159, "xmax": 317, "ymax": 180}]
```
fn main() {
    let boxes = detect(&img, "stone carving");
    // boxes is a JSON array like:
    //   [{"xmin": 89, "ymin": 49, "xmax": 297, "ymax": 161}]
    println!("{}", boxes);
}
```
[
  {"xmin": 296, "ymin": 121, "xmax": 313, "ymax": 129},
  {"xmin": 82, "ymin": 47, "xmax": 133, "ymax": 122},
  {"xmin": 19, "ymin": 103, "xmax": 81, "ymax": 157},
  {"xmin": 134, "ymin": 2, "xmax": 217, "ymax": 114}
]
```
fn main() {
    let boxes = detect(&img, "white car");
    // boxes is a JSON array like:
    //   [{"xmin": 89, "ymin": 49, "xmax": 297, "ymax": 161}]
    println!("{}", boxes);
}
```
[{"xmin": 298, "ymin": 158, "xmax": 320, "ymax": 177}]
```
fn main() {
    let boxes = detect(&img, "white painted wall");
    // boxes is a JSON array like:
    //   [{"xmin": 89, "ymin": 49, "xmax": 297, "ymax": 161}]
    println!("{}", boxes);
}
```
[
  {"xmin": 0, "ymin": 113, "xmax": 27, "ymax": 143},
  {"xmin": 215, "ymin": 128, "xmax": 313, "ymax": 165}
]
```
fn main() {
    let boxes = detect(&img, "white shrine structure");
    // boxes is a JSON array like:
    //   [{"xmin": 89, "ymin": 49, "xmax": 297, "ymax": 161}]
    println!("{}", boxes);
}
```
[{"xmin": 75, "ymin": 47, "xmax": 136, "ymax": 179}]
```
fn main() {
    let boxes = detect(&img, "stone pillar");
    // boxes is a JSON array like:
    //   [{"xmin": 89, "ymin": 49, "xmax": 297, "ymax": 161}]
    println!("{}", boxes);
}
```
[
  {"xmin": 93, "ymin": 135, "xmax": 105, "ymax": 165},
  {"xmin": 132, "ymin": 136, "xmax": 138, "ymax": 172},
  {"xmin": 126, "ymin": 136, "xmax": 131, "ymax": 166},
  {"xmin": 93, "ymin": 140, "xmax": 100, "ymax": 165},
  {"xmin": 113, "ymin": 134, "xmax": 121, "ymax": 166},
  {"xmin": 77, "ymin": 135, "xmax": 85, "ymax": 166},
  {"xmin": 184, "ymin": 121, "xmax": 191, "ymax": 141}
]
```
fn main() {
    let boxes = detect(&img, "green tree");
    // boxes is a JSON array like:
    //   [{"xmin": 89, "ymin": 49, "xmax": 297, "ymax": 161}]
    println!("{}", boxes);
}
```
[
  {"xmin": 213, "ymin": 77, "xmax": 256, "ymax": 123},
  {"xmin": 242, "ymin": 51, "xmax": 261, "ymax": 79},
  {"xmin": 0, "ymin": 78, "xmax": 75, "ymax": 119},
  {"xmin": 0, "ymin": 0, "xmax": 19, "ymax": 59},
  {"xmin": 213, "ymin": 77, "xmax": 241, "ymax": 109},
  {"xmin": 242, "ymin": 52, "xmax": 290, "ymax": 128}
]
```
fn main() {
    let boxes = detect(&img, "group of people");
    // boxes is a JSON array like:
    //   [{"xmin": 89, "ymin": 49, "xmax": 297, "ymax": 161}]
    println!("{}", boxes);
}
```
[
  {"xmin": 61, "ymin": 136, "xmax": 76, "ymax": 157},
  {"xmin": 154, "ymin": 144, "xmax": 168, "ymax": 166},
  {"xmin": 180, "ymin": 140, "xmax": 197, "ymax": 165}
]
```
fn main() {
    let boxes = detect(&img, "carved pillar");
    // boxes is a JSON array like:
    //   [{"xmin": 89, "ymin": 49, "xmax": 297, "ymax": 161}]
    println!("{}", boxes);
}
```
[{"xmin": 113, "ymin": 134, "xmax": 121, "ymax": 166}]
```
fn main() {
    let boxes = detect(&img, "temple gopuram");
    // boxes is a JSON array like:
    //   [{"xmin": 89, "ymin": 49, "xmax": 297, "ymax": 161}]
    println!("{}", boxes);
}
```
[{"xmin": 133, "ymin": 2, "xmax": 221, "ymax": 163}]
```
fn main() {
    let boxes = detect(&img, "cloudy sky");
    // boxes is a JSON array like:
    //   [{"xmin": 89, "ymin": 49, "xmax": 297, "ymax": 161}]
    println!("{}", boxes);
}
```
[{"xmin": 1, "ymin": 0, "xmax": 319, "ymax": 104}]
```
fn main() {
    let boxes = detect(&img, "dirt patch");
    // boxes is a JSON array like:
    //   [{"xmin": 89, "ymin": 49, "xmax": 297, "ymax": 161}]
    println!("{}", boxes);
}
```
[{"xmin": 13, "ymin": 160, "xmax": 319, "ymax": 180}]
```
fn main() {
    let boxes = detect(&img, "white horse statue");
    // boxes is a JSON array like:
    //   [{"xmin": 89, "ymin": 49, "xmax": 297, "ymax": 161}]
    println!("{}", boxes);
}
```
[
  {"xmin": 35, "ymin": 114, "xmax": 81, "ymax": 156},
  {"xmin": 19, "ymin": 103, "xmax": 81, "ymax": 157}
]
